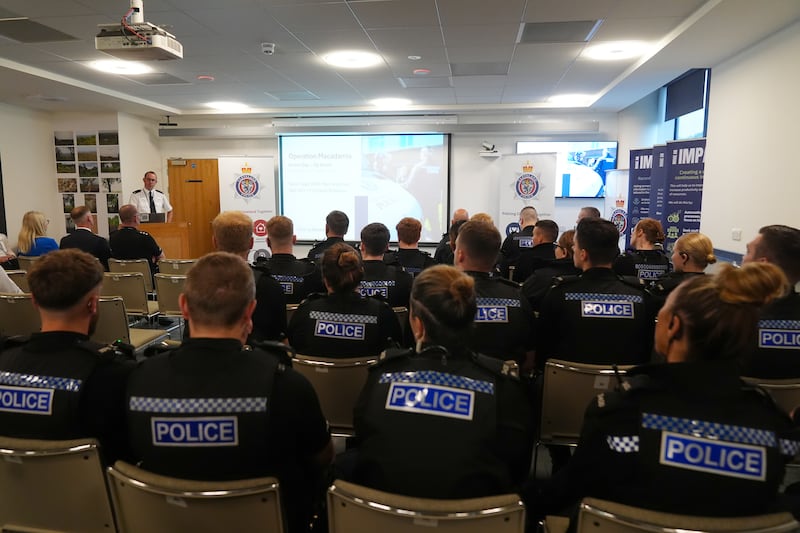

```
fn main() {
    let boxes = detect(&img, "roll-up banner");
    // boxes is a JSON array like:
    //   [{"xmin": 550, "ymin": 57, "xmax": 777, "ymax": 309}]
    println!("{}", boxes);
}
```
[
  {"xmin": 605, "ymin": 169, "xmax": 630, "ymax": 252},
  {"xmin": 627, "ymin": 148, "xmax": 654, "ymax": 249},
  {"xmin": 497, "ymin": 154, "xmax": 557, "ymax": 238},
  {"xmin": 649, "ymin": 145, "xmax": 669, "ymax": 233},
  {"xmin": 663, "ymin": 138, "xmax": 706, "ymax": 251},
  {"xmin": 218, "ymin": 156, "xmax": 276, "ymax": 263}
]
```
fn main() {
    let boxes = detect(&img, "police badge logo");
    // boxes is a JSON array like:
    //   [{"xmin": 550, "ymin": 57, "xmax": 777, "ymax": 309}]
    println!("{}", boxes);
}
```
[
  {"xmin": 233, "ymin": 164, "xmax": 260, "ymax": 201},
  {"xmin": 610, "ymin": 208, "xmax": 628, "ymax": 236}
]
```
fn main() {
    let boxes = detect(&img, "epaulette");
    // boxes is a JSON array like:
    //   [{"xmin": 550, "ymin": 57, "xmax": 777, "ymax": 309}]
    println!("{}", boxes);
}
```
[
  {"xmin": 302, "ymin": 292, "xmax": 325, "ymax": 303},
  {"xmin": 138, "ymin": 230, "xmax": 151, "ymax": 236},
  {"xmin": 155, "ymin": 189, "xmax": 164, "ymax": 194},
  {"xmin": 299, "ymin": 257, "xmax": 315, "ymax": 265},
  {"xmin": 618, "ymin": 275, "xmax": 647, "ymax": 290},
  {"xmin": 551, "ymin": 275, "xmax": 580, "ymax": 287},
  {"xmin": 0, "ymin": 334, "xmax": 30, "ymax": 352},
  {"xmin": 473, "ymin": 352, "xmax": 519, "ymax": 379},
  {"xmin": 248, "ymin": 340, "xmax": 294, "ymax": 368},
  {"xmin": 251, "ymin": 261, "xmax": 272, "ymax": 274},
  {"xmin": 132, "ymin": 189, "xmax": 142, "ymax": 193},
  {"xmin": 591, "ymin": 373, "xmax": 651, "ymax": 411},
  {"xmin": 377, "ymin": 346, "xmax": 413, "ymax": 364},
  {"xmin": 494, "ymin": 275, "xmax": 522, "ymax": 288}
]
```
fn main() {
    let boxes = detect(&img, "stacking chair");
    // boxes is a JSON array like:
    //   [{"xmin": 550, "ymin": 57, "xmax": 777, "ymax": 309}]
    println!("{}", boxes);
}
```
[
  {"xmin": 741, "ymin": 377, "xmax": 800, "ymax": 416},
  {"xmin": 15, "ymin": 255, "xmax": 39, "ymax": 272},
  {"xmin": 5, "ymin": 269, "xmax": 29, "ymax": 292},
  {"xmin": 286, "ymin": 303, "xmax": 299, "ymax": 324},
  {"xmin": 157, "ymin": 258, "xmax": 196, "ymax": 275},
  {"xmin": 109, "ymin": 258, "xmax": 155, "ymax": 293},
  {"xmin": 0, "ymin": 293, "xmax": 40, "ymax": 336},
  {"xmin": 107, "ymin": 461, "xmax": 284, "ymax": 533},
  {"xmin": 102, "ymin": 272, "xmax": 159, "ymax": 319},
  {"xmin": 292, "ymin": 354, "xmax": 377, "ymax": 435},
  {"xmin": 327, "ymin": 479, "xmax": 525, "ymax": 533},
  {"xmin": 92, "ymin": 296, "xmax": 168, "ymax": 354},
  {"xmin": 0, "ymin": 436, "xmax": 116, "ymax": 533},
  {"xmin": 154, "ymin": 273, "xmax": 186, "ymax": 316}
]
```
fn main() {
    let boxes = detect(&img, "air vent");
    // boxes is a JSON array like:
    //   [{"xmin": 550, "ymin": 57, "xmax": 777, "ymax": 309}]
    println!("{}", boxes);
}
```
[
  {"xmin": 265, "ymin": 91, "xmax": 320, "ymax": 101},
  {"xmin": 0, "ymin": 18, "xmax": 78, "ymax": 43},
  {"xmin": 398, "ymin": 76, "xmax": 452, "ymax": 88},
  {"xmin": 449, "ymin": 62, "xmax": 509, "ymax": 77},
  {"xmin": 518, "ymin": 20, "xmax": 600, "ymax": 43},
  {"xmin": 121, "ymin": 73, "xmax": 190, "ymax": 85}
]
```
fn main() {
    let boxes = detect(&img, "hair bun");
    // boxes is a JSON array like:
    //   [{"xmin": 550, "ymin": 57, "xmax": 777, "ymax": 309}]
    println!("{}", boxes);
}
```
[
  {"xmin": 337, "ymin": 250, "xmax": 361, "ymax": 270},
  {"xmin": 706, "ymin": 253, "xmax": 717, "ymax": 265},
  {"xmin": 716, "ymin": 263, "xmax": 787, "ymax": 306}
]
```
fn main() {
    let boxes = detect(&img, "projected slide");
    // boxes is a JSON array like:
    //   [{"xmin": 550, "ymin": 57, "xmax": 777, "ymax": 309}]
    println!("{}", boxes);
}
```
[
  {"xmin": 281, "ymin": 134, "xmax": 449, "ymax": 243},
  {"xmin": 517, "ymin": 141, "xmax": 618, "ymax": 198}
]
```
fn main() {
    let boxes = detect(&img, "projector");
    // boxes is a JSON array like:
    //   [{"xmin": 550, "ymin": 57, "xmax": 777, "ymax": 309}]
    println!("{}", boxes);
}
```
[{"xmin": 96, "ymin": 22, "xmax": 183, "ymax": 61}]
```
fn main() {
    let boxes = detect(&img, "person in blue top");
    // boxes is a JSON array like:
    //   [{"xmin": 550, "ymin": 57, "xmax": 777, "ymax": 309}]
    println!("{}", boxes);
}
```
[{"xmin": 17, "ymin": 210, "xmax": 58, "ymax": 257}]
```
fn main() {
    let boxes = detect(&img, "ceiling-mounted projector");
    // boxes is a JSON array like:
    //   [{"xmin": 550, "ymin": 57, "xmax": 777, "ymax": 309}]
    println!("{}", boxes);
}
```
[{"xmin": 95, "ymin": 0, "xmax": 182, "ymax": 60}]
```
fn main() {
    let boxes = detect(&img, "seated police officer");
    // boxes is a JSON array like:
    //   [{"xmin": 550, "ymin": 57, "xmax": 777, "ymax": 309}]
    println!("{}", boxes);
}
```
[
  {"xmin": 499, "ymin": 206, "xmax": 542, "ymax": 280},
  {"xmin": 0, "ymin": 249, "xmax": 134, "ymax": 464},
  {"xmin": 434, "ymin": 208, "xmax": 469, "ymax": 265},
  {"xmin": 613, "ymin": 218, "xmax": 671, "ymax": 282},
  {"xmin": 646, "ymin": 232, "xmax": 715, "ymax": 310},
  {"xmin": 256, "ymin": 215, "xmax": 323, "ymax": 305},
  {"xmin": 126, "ymin": 252, "xmax": 333, "ymax": 532},
  {"xmin": 288, "ymin": 243, "xmax": 401, "ymax": 358},
  {"xmin": 307, "ymin": 210, "xmax": 349, "ymax": 262},
  {"xmin": 521, "ymin": 229, "xmax": 581, "ymax": 314},
  {"xmin": 532, "ymin": 262, "xmax": 800, "ymax": 523},
  {"xmin": 388, "ymin": 217, "xmax": 436, "ymax": 277},
  {"xmin": 359, "ymin": 222, "xmax": 412, "ymax": 308},
  {"xmin": 353, "ymin": 265, "xmax": 533, "ymax": 498}
]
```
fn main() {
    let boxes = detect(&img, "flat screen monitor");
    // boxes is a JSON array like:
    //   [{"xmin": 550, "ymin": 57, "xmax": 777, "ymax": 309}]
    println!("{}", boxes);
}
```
[{"xmin": 516, "ymin": 141, "xmax": 618, "ymax": 198}]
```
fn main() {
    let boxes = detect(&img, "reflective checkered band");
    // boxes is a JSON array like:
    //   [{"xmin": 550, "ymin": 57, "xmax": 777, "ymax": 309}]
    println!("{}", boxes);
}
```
[
  {"xmin": 308, "ymin": 311, "xmax": 378, "ymax": 324},
  {"xmin": 361, "ymin": 280, "xmax": 396, "ymax": 287},
  {"xmin": 476, "ymin": 297, "xmax": 521, "ymax": 307},
  {"xmin": 271, "ymin": 274, "xmax": 304, "ymax": 283},
  {"xmin": 0, "ymin": 371, "xmax": 82, "ymax": 392},
  {"xmin": 642, "ymin": 413, "xmax": 776, "ymax": 447},
  {"xmin": 404, "ymin": 267, "xmax": 422, "ymax": 273},
  {"xmin": 379, "ymin": 370, "xmax": 494, "ymax": 395},
  {"xmin": 129, "ymin": 396, "xmax": 268, "ymax": 414},
  {"xmin": 607, "ymin": 435, "xmax": 639, "ymax": 453},
  {"xmin": 565, "ymin": 292, "xmax": 644, "ymax": 303},
  {"xmin": 759, "ymin": 320, "xmax": 800, "ymax": 330},
  {"xmin": 780, "ymin": 439, "xmax": 800, "ymax": 457}
]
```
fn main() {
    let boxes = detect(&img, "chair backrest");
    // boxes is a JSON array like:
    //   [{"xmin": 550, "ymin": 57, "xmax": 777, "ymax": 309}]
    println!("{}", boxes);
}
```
[
  {"xmin": 328, "ymin": 479, "xmax": 525, "ymax": 533},
  {"xmin": 92, "ymin": 296, "xmax": 131, "ymax": 345},
  {"xmin": 16, "ymin": 255, "xmax": 39, "ymax": 272},
  {"xmin": 109, "ymin": 258, "xmax": 154, "ymax": 292},
  {"xmin": 107, "ymin": 461, "xmax": 284, "ymax": 533},
  {"xmin": 0, "ymin": 293, "xmax": 40, "ymax": 336},
  {"xmin": 575, "ymin": 497, "xmax": 799, "ymax": 533},
  {"xmin": 286, "ymin": 303, "xmax": 299, "ymax": 324},
  {"xmin": 0, "ymin": 436, "xmax": 116, "ymax": 533},
  {"xmin": 154, "ymin": 274, "xmax": 186, "ymax": 316},
  {"xmin": 292, "ymin": 354, "xmax": 377, "ymax": 432},
  {"xmin": 5, "ymin": 269, "xmax": 29, "ymax": 292},
  {"xmin": 102, "ymin": 272, "xmax": 150, "ymax": 315},
  {"xmin": 540, "ymin": 359, "xmax": 633, "ymax": 445},
  {"xmin": 157, "ymin": 258, "xmax": 196, "ymax": 275},
  {"xmin": 741, "ymin": 377, "xmax": 800, "ymax": 416}
]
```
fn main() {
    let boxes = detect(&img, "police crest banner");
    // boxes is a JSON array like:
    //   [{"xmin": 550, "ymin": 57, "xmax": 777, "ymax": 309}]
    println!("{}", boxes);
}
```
[
  {"xmin": 218, "ymin": 157, "xmax": 276, "ymax": 262},
  {"xmin": 497, "ymin": 154, "xmax": 556, "ymax": 239}
]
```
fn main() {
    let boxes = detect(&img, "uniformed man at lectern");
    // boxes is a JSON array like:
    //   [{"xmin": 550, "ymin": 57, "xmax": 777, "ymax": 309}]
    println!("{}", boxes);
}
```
[{"xmin": 129, "ymin": 171, "xmax": 173, "ymax": 223}]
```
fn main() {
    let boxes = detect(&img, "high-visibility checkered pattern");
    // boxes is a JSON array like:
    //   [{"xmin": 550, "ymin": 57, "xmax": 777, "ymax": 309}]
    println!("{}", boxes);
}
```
[
  {"xmin": 476, "ymin": 297, "xmax": 521, "ymax": 307},
  {"xmin": 780, "ymin": 439, "xmax": 800, "ymax": 457},
  {"xmin": 565, "ymin": 292, "xmax": 644, "ymax": 303},
  {"xmin": 360, "ymin": 280, "xmax": 396, "ymax": 287},
  {"xmin": 129, "ymin": 396, "xmax": 268, "ymax": 414},
  {"xmin": 607, "ymin": 435, "xmax": 639, "ymax": 453},
  {"xmin": 642, "ymin": 412, "xmax": 776, "ymax": 447},
  {"xmin": 308, "ymin": 311, "xmax": 378, "ymax": 324},
  {"xmin": 0, "ymin": 371, "xmax": 82, "ymax": 392},
  {"xmin": 379, "ymin": 370, "xmax": 495, "ymax": 395},
  {"xmin": 271, "ymin": 274, "xmax": 304, "ymax": 283},
  {"xmin": 759, "ymin": 320, "xmax": 800, "ymax": 330}
]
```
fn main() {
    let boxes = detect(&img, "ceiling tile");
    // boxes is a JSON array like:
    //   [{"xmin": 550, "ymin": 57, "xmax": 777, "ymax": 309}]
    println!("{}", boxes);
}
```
[
  {"xmin": 437, "ymin": 0, "xmax": 526, "ymax": 25},
  {"xmin": 591, "ymin": 17, "xmax": 681, "ymax": 42},
  {"xmin": 368, "ymin": 27, "xmax": 445, "ymax": 51},
  {"xmin": 446, "ymin": 45, "xmax": 515, "ymax": 63},
  {"xmin": 443, "ymin": 24, "xmax": 521, "ymax": 48},
  {"xmin": 350, "ymin": 0, "xmax": 439, "ymax": 29},
  {"xmin": 267, "ymin": 3, "xmax": 362, "ymax": 32},
  {"xmin": 523, "ymin": 0, "xmax": 617, "ymax": 23}
]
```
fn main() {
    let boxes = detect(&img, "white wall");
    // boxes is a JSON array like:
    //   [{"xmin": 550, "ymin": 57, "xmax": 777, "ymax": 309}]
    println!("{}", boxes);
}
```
[
  {"xmin": 701, "ymin": 19, "xmax": 800, "ymax": 254},
  {"xmin": 118, "ymin": 112, "xmax": 163, "ymax": 202}
]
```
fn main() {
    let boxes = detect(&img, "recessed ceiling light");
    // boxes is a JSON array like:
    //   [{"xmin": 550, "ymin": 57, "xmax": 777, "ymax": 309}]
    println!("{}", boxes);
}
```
[
  {"xmin": 547, "ymin": 94, "xmax": 595, "ymax": 107},
  {"xmin": 582, "ymin": 41, "xmax": 649, "ymax": 61},
  {"xmin": 89, "ymin": 60, "xmax": 153, "ymax": 75},
  {"xmin": 408, "ymin": 55, "xmax": 422, "ymax": 61},
  {"xmin": 205, "ymin": 101, "xmax": 251, "ymax": 112},
  {"xmin": 370, "ymin": 98, "xmax": 412, "ymax": 109},
  {"xmin": 323, "ymin": 50, "xmax": 383, "ymax": 69}
]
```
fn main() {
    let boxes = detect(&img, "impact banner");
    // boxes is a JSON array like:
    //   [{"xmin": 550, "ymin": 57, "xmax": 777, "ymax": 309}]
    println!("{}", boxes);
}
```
[
  {"xmin": 497, "ymin": 153, "xmax": 556, "ymax": 239},
  {"xmin": 663, "ymin": 138, "xmax": 706, "ymax": 251},
  {"xmin": 649, "ymin": 145, "xmax": 668, "ymax": 233},
  {"xmin": 627, "ymin": 148, "xmax": 654, "ymax": 248}
]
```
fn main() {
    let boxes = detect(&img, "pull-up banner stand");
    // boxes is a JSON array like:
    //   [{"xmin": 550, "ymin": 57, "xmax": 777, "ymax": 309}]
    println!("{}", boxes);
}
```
[{"xmin": 497, "ymin": 154, "xmax": 557, "ymax": 238}]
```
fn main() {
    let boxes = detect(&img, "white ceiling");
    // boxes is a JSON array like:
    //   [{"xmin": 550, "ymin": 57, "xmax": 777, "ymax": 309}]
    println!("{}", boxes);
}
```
[{"xmin": 0, "ymin": 0, "xmax": 798, "ymax": 120}]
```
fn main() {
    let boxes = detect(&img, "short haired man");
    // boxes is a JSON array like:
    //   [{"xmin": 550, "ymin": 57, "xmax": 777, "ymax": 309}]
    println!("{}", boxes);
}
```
[
  {"xmin": 129, "ymin": 171, "xmax": 173, "ymax": 222},
  {"xmin": 109, "ymin": 204, "xmax": 165, "ymax": 274},
  {"xmin": 0, "ymin": 249, "xmax": 134, "ymax": 463},
  {"xmin": 499, "ymin": 209, "xmax": 556, "ymax": 282},
  {"xmin": 741, "ymin": 224, "xmax": 800, "ymax": 378},
  {"xmin": 360, "ymin": 222, "xmax": 412, "ymax": 308},
  {"xmin": 434, "ymin": 208, "xmax": 468, "ymax": 264},
  {"xmin": 212, "ymin": 211, "xmax": 287, "ymax": 342},
  {"xmin": 455, "ymin": 220, "xmax": 535, "ymax": 369},
  {"xmin": 307, "ymin": 210, "xmax": 349, "ymax": 261},
  {"xmin": 60, "ymin": 205, "xmax": 112, "ymax": 270},
  {"xmin": 389, "ymin": 217, "xmax": 436, "ymax": 277},
  {"xmin": 255, "ymin": 216, "xmax": 323, "ymax": 304},
  {"xmin": 577, "ymin": 206, "xmax": 601, "ymax": 223},
  {"xmin": 126, "ymin": 252, "xmax": 333, "ymax": 532}
]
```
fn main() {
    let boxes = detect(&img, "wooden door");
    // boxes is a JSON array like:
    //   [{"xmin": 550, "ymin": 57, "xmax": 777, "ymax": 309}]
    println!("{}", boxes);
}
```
[{"xmin": 167, "ymin": 159, "xmax": 220, "ymax": 258}]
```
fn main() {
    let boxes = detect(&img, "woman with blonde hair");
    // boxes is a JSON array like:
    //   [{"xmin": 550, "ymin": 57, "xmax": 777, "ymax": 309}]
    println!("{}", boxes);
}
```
[
  {"xmin": 613, "ymin": 217, "xmax": 670, "ymax": 280},
  {"xmin": 647, "ymin": 232, "xmax": 716, "ymax": 307},
  {"xmin": 17, "ymin": 211, "xmax": 58, "ymax": 257}
]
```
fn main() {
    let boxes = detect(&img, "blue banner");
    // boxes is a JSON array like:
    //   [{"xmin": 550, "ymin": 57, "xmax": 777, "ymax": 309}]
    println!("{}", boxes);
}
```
[
  {"xmin": 663, "ymin": 139, "xmax": 706, "ymax": 251},
  {"xmin": 648, "ymin": 145, "xmax": 668, "ymax": 235},
  {"xmin": 627, "ymin": 148, "xmax": 654, "ymax": 249}
]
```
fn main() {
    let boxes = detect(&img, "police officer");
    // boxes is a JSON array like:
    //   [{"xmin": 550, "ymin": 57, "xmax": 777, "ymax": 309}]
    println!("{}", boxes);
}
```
[
  {"xmin": 533, "ymin": 263, "xmax": 799, "ymax": 523},
  {"xmin": 389, "ymin": 217, "xmax": 436, "ymax": 277},
  {"xmin": 353, "ymin": 265, "xmax": 532, "ymax": 498},
  {"xmin": 359, "ymin": 222, "xmax": 412, "ymax": 308},
  {"xmin": 521, "ymin": 229, "xmax": 581, "ymax": 313},
  {"xmin": 109, "ymin": 204, "xmax": 165, "ymax": 275},
  {"xmin": 126, "ymin": 252, "xmax": 333, "ymax": 532},
  {"xmin": 646, "ymin": 232, "xmax": 715, "ymax": 310},
  {"xmin": 613, "ymin": 218, "xmax": 671, "ymax": 281},
  {"xmin": 537, "ymin": 217, "xmax": 655, "ymax": 369},
  {"xmin": 129, "ymin": 170, "xmax": 173, "ymax": 222},
  {"xmin": 499, "ymin": 206, "xmax": 544, "ymax": 280},
  {"xmin": 288, "ymin": 243, "xmax": 401, "ymax": 358},
  {"xmin": 256, "ymin": 215, "xmax": 323, "ymax": 305},
  {"xmin": 307, "ymin": 210, "xmax": 349, "ymax": 261},
  {"xmin": 741, "ymin": 224, "xmax": 800, "ymax": 377},
  {"xmin": 434, "ymin": 208, "xmax": 469, "ymax": 265},
  {"xmin": 454, "ymin": 220, "xmax": 535, "ymax": 369},
  {"xmin": 0, "ymin": 249, "xmax": 134, "ymax": 464}
]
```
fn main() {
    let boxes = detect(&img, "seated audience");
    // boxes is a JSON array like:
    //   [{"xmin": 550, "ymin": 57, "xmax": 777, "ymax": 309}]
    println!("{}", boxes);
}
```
[
  {"xmin": 0, "ymin": 267, "xmax": 22, "ymax": 293},
  {"xmin": 613, "ymin": 218, "xmax": 671, "ymax": 281},
  {"xmin": 359, "ymin": 222, "xmax": 412, "ymax": 308},
  {"xmin": 0, "ymin": 232, "xmax": 19, "ymax": 270},
  {"xmin": 434, "ymin": 209, "xmax": 468, "ymax": 264},
  {"xmin": 59, "ymin": 206, "xmax": 112, "ymax": 270},
  {"xmin": 17, "ymin": 211, "xmax": 58, "ymax": 257},
  {"xmin": 307, "ymin": 210, "xmax": 349, "ymax": 261},
  {"xmin": 647, "ymin": 232, "xmax": 715, "ymax": 308},
  {"xmin": 109, "ymin": 204, "xmax": 164, "ymax": 275},
  {"xmin": 499, "ymin": 206, "xmax": 539, "ymax": 279},
  {"xmin": 522, "ymin": 229, "xmax": 581, "ymax": 313},
  {"xmin": 388, "ymin": 217, "xmax": 436, "ymax": 276}
]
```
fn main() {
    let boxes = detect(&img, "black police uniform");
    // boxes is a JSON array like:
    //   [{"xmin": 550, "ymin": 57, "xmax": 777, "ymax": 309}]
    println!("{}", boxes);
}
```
[
  {"xmin": 353, "ymin": 345, "xmax": 533, "ymax": 498},
  {"xmin": 254, "ymin": 253, "xmax": 324, "ymax": 305},
  {"xmin": 535, "ymin": 361, "xmax": 800, "ymax": 520},
  {"xmin": 741, "ymin": 291, "xmax": 800, "ymax": 378},
  {"xmin": 0, "ymin": 332, "xmax": 134, "ymax": 464},
  {"xmin": 645, "ymin": 271, "xmax": 705, "ymax": 310},
  {"xmin": 466, "ymin": 271, "xmax": 535, "ymax": 366},
  {"xmin": 360, "ymin": 260, "xmax": 413, "ymax": 308},
  {"xmin": 521, "ymin": 258, "xmax": 581, "ymax": 313},
  {"xmin": 287, "ymin": 291, "xmax": 402, "ymax": 358},
  {"xmin": 59, "ymin": 228, "xmax": 112, "ymax": 270},
  {"xmin": 500, "ymin": 226, "xmax": 556, "ymax": 281},
  {"xmin": 433, "ymin": 233, "xmax": 454, "ymax": 265},
  {"xmin": 306, "ymin": 236, "xmax": 345, "ymax": 261},
  {"xmin": 126, "ymin": 338, "xmax": 330, "ymax": 533},
  {"xmin": 109, "ymin": 226, "xmax": 162, "ymax": 274},
  {"xmin": 251, "ymin": 267, "xmax": 288, "ymax": 342},
  {"xmin": 613, "ymin": 249, "xmax": 671, "ymax": 282},
  {"xmin": 389, "ymin": 248, "xmax": 436, "ymax": 277},
  {"xmin": 536, "ymin": 267, "xmax": 655, "ymax": 369}
]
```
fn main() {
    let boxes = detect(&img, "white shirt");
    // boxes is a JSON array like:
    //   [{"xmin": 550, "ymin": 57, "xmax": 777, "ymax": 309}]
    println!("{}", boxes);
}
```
[
  {"xmin": 0, "ymin": 268, "xmax": 22, "ymax": 294},
  {"xmin": 129, "ymin": 188, "xmax": 173, "ymax": 215}
]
